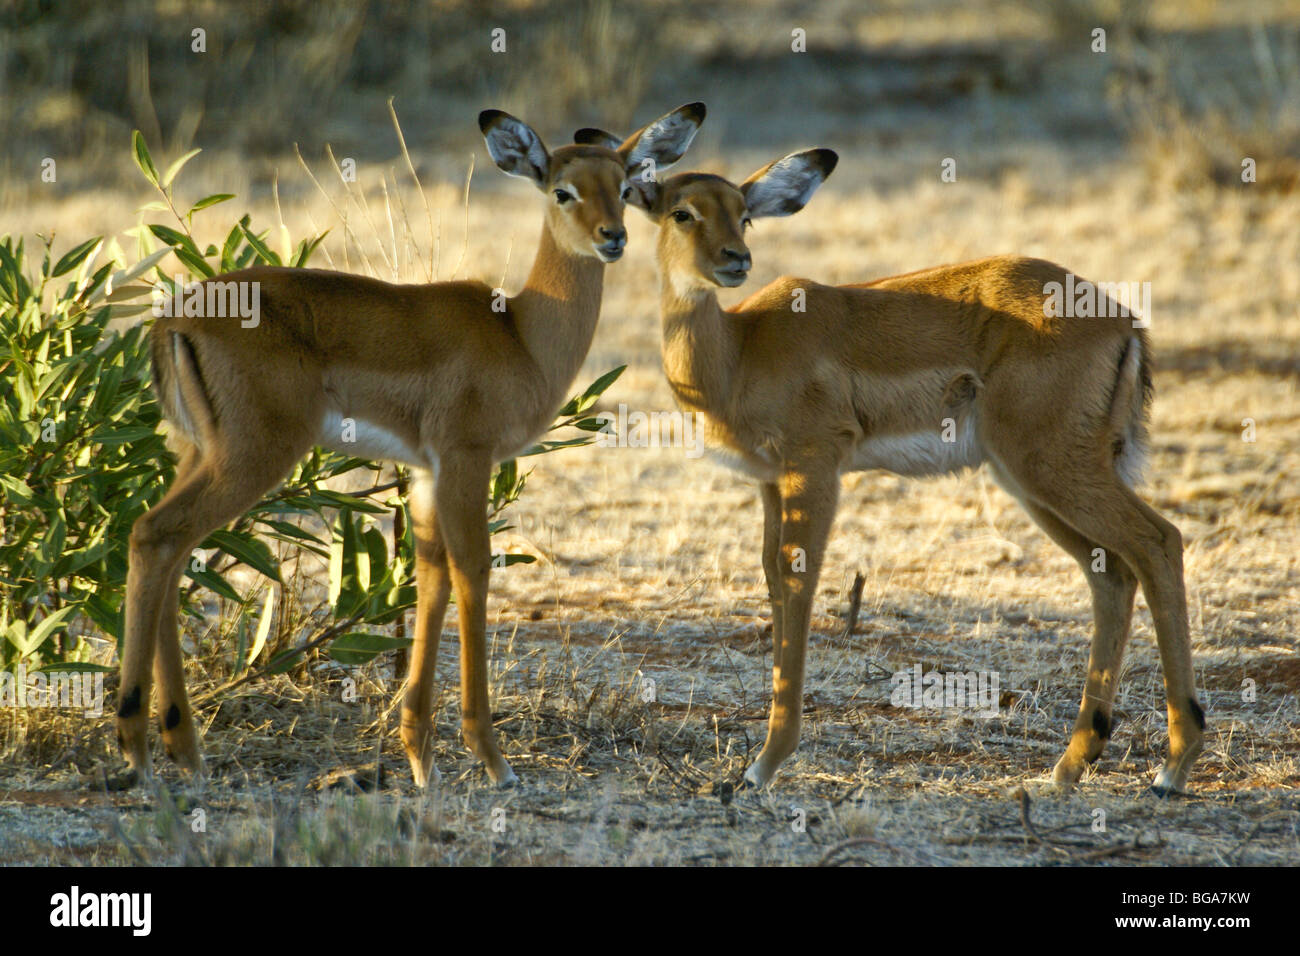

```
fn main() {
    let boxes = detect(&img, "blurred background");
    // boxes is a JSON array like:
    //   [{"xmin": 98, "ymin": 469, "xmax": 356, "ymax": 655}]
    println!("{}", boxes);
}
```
[{"xmin": 5, "ymin": 0, "xmax": 1299, "ymax": 211}]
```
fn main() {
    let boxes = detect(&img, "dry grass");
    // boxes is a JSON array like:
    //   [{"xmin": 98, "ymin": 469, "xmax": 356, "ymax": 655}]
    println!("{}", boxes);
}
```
[{"xmin": 1, "ymin": 0, "xmax": 1298, "ymax": 866}]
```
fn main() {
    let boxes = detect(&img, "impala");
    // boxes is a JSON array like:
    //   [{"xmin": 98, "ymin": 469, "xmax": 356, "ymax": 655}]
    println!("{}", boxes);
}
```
[
  {"xmin": 575, "ymin": 128, "xmax": 1204, "ymax": 794},
  {"xmin": 116, "ymin": 103, "xmax": 706, "ymax": 788}
]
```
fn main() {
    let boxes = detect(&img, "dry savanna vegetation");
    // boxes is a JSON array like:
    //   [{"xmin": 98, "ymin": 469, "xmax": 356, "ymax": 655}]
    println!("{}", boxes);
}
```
[{"xmin": 1, "ymin": 0, "xmax": 1297, "ymax": 865}]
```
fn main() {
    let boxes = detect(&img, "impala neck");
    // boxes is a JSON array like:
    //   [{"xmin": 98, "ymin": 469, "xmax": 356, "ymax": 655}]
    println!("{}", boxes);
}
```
[
  {"xmin": 659, "ymin": 277, "xmax": 740, "ymax": 415},
  {"xmin": 511, "ymin": 223, "xmax": 605, "ymax": 397}
]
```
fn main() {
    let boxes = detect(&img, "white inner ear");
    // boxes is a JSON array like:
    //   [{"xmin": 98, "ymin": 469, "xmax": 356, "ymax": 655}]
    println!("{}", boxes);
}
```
[
  {"xmin": 627, "ymin": 112, "xmax": 699, "ymax": 169},
  {"xmin": 487, "ymin": 118, "xmax": 549, "ymax": 179},
  {"xmin": 748, "ymin": 158, "xmax": 822, "ymax": 215}
]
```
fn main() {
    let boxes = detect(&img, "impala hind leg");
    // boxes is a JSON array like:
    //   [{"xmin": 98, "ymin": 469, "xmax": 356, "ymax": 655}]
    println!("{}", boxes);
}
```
[
  {"xmin": 117, "ymin": 444, "xmax": 299, "ymax": 781},
  {"xmin": 118, "ymin": 443, "xmax": 198, "ymax": 780},
  {"xmin": 1000, "ymin": 460, "xmax": 1203, "ymax": 794},
  {"xmin": 153, "ymin": 557, "xmax": 202, "ymax": 774},
  {"xmin": 435, "ymin": 450, "xmax": 517, "ymax": 787},
  {"xmin": 1017, "ymin": 500, "xmax": 1138, "ymax": 786},
  {"xmin": 400, "ymin": 469, "xmax": 452, "ymax": 788},
  {"xmin": 744, "ymin": 462, "xmax": 840, "ymax": 788}
]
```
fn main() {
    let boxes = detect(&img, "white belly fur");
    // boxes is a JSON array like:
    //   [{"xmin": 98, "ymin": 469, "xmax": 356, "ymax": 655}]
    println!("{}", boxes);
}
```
[
  {"xmin": 318, "ymin": 410, "xmax": 432, "ymax": 470},
  {"xmin": 848, "ymin": 416, "xmax": 984, "ymax": 476},
  {"xmin": 705, "ymin": 417, "xmax": 984, "ymax": 481}
]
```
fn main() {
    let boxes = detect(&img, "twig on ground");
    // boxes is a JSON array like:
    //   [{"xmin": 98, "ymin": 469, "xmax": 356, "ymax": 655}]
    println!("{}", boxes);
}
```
[
  {"xmin": 841, "ymin": 571, "xmax": 866, "ymax": 638},
  {"xmin": 818, "ymin": 835, "xmax": 918, "ymax": 866}
]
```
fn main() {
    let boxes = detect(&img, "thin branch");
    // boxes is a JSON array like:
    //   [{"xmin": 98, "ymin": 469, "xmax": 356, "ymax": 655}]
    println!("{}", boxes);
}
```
[{"xmin": 191, "ymin": 611, "xmax": 364, "ymax": 706}]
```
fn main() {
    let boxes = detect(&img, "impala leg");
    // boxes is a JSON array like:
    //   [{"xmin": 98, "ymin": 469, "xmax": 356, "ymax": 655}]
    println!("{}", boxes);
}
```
[
  {"xmin": 118, "ymin": 444, "xmax": 199, "ymax": 780},
  {"xmin": 744, "ymin": 463, "xmax": 839, "ymax": 788},
  {"xmin": 153, "ymin": 556, "xmax": 202, "ymax": 774},
  {"xmin": 760, "ymin": 482, "xmax": 786, "ymax": 674},
  {"xmin": 117, "ymin": 443, "xmax": 296, "ymax": 781},
  {"xmin": 142, "ymin": 444, "xmax": 202, "ymax": 775},
  {"xmin": 1017, "ymin": 471, "xmax": 1203, "ymax": 794},
  {"xmin": 436, "ymin": 450, "xmax": 517, "ymax": 786},
  {"xmin": 400, "ymin": 469, "xmax": 452, "ymax": 788},
  {"xmin": 1019, "ymin": 500, "xmax": 1138, "ymax": 786},
  {"xmin": 1108, "ymin": 493, "xmax": 1203, "ymax": 795}
]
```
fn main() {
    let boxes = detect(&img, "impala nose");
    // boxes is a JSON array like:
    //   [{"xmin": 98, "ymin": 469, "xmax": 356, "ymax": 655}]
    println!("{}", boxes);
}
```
[
  {"xmin": 595, "ymin": 225, "xmax": 626, "ymax": 262},
  {"xmin": 720, "ymin": 247, "xmax": 751, "ymax": 272}
]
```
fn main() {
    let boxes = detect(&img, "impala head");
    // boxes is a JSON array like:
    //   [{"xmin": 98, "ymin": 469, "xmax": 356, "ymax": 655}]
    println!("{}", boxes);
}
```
[
  {"xmin": 480, "ymin": 103, "xmax": 705, "ymax": 264},
  {"xmin": 576, "ymin": 128, "xmax": 836, "ymax": 290}
]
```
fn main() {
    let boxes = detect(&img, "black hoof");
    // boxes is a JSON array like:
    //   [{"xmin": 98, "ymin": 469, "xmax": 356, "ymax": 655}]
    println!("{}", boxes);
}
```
[{"xmin": 1148, "ymin": 784, "xmax": 1186, "ymax": 800}]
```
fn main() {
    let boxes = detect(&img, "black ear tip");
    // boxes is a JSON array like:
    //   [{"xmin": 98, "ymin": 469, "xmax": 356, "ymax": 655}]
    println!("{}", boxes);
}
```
[
  {"xmin": 683, "ymin": 102, "xmax": 707, "ymax": 123},
  {"xmin": 816, "ymin": 148, "xmax": 839, "ymax": 175},
  {"xmin": 478, "ymin": 109, "xmax": 505, "ymax": 133}
]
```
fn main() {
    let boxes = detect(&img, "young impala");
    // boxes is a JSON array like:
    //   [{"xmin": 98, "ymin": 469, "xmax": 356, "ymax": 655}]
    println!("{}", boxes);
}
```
[
  {"xmin": 575, "ymin": 128, "xmax": 1204, "ymax": 794},
  {"xmin": 117, "ymin": 103, "xmax": 705, "ymax": 788}
]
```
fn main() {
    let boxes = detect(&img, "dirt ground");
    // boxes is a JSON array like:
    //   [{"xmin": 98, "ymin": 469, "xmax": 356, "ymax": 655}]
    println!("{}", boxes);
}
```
[{"xmin": 1, "ymin": 0, "xmax": 1297, "ymax": 865}]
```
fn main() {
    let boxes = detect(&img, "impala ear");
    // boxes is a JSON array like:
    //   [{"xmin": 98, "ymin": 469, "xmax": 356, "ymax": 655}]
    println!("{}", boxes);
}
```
[
  {"xmin": 740, "ymin": 148, "xmax": 838, "ymax": 218},
  {"xmin": 479, "ymin": 109, "xmax": 551, "ymax": 188},
  {"xmin": 573, "ymin": 127, "xmax": 623, "ymax": 150},
  {"xmin": 620, "ymin": 101, "xmax": 705, "ymax": 173},
  {"xmin": 607, "ymin": 102, "xmax": 705, "ymax": 212}
]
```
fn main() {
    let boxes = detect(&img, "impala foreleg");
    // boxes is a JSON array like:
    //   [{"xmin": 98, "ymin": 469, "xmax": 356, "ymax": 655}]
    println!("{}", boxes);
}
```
[
  {"xmin": 400, "ymin": 470, "xmax": 452, "ymax": 788},
  {"xmin": 744, "ymin": 462, "xmax": 839, "ymax": 788},
  {"xmin": 436, "ymin": 451, "xmax": 517, "ymax": 787}
]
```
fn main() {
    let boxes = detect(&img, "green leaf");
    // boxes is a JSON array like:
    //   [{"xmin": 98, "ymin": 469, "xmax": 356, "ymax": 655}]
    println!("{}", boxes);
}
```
[
  {"xmin": 186, "ymin": 567, "xmax": 243, "ymax": 603},
  {"xmin": 247, "ymin": 585, "xmax": 276, "ymax": 666},
  {"xmin": 361, "ymin": 526, "xmax": 389, "ymax": 594},
  {"xmin": 51, "ymin": 238, "xmax": 103, "ymax": 278},
  {"xmin": 291, "ymin": 231, "xmax": 330, "ymax": 268},
  {"xmin": 239, "ymin": 223, "xmax": 281, "ymax": 266},
  {"xmin": 131, "ymin": 130, "xmax": 160, "ymax": 187},
  {"xmin": 327, "ymin": 632, "xmax": 412, "ymax": 666},
  {"xmin": 0, "ymin": 475, "xmax": 36, "ymax": 506},
  {"xmin": 520, "ymin": 437, "xmax": 592, "ymax": 456},
  {"xmin": 558, "ymin": 364, "xmax": 625, "ymax": 417},
  {"xmin": 263, "ymin": 647, "xmax": 306, "ymax": 676},
  {"xmin": 147, "ymin": 224, "xmax": 214, "ymax": 278},
  {"xmin": 328, "ymin": 512, "xmax": 350, "ymax": 608},
  {"xmin": 189, "ymin": 193, "xmax": 235, "ymax": 217},
  {"xmin": 253, "ymin": 518, "xmax": 325, "ymax": 546},
  {"xmin": 206, "ymin": 529, "xmax": 282, "ymax": 583},
  {"xmin": 31, "ymin": 661, "xmax": 115, "ymax": 674},
  {"xmin": 91, "ymin": 424, "xmax": 158, "ymax": 446},
  {"xmin": 161, "ymin": 148, "xmax": 202, "ymax": 189},
  {"xmin": 23, "ymin": 606, "xmax": 78, "ymax": 658}
]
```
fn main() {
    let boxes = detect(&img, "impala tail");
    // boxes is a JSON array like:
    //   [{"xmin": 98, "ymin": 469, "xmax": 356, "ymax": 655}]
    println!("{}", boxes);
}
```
[
  {"xmin": 149, "ymin": 326, "xmax": 217, "ymax": 452},
  {"xmin": 1109, "ymin": 331, "xmax": 1153, "ymax": 488}
]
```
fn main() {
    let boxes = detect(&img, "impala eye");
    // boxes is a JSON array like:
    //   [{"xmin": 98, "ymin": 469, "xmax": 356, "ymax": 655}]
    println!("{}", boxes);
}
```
[
  {"xmin": 741, "ymin": 216, "xmax": 753, "ymax": 230},
  {"xmin": 671, "ymin": 209, "xmax": 692, "ymax": 224},
  {"xmin": 554, "ymin": 189, "xmax": 574, "ymax": 205},
  {"xmin": 621, "ymin": 186, "xmax": 634, "ymax": 202}
]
